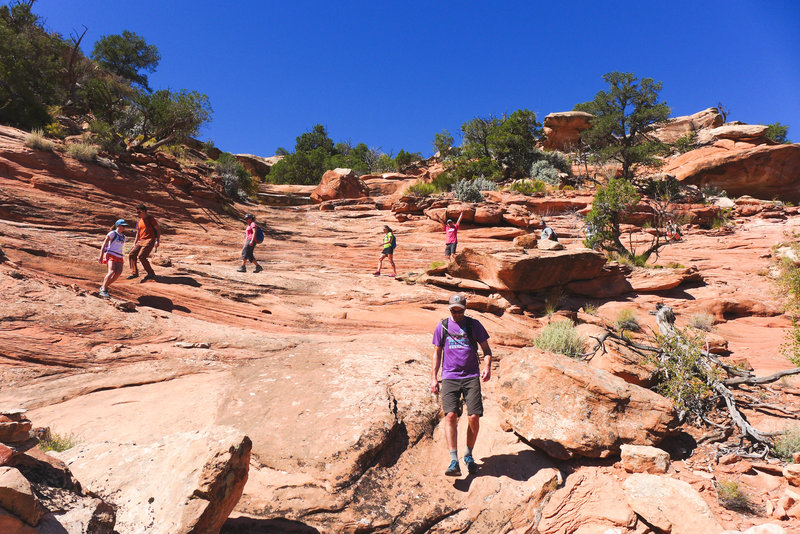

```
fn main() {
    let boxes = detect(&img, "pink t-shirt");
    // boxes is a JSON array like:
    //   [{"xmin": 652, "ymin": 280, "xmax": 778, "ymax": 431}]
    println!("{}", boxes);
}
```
[
  {"xmin": 445, "ymin": 223, "xmax": 459, "ymax": 244},
  {"xmin": 244, "ymin": 222, "xmax": 256, "ymax": 244}
]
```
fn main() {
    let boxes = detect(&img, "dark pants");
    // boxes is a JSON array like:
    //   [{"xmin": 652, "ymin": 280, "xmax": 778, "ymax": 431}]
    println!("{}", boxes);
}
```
[{"xmin": 129, "ymin": 240, "xmax": 155, "ymax": 276}]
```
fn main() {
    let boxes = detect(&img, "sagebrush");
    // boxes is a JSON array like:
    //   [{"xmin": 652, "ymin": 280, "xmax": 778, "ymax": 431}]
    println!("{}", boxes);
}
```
[{"xmin": 534, "ymin": 320, "xmax": 584, "ymax": 358}]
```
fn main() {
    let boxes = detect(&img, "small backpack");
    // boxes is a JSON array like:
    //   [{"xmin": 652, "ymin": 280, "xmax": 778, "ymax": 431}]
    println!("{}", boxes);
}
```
[
  {"xmin": 391, "ymin": 233, "xmax": 397, "ymax": 249},
  {"xmin": 437, "ymin": 317, "xmax": 476, "ymax": 349},
  {"xmin": 255, "ymin": 225, "xmax": 265, "ymax": 244}
]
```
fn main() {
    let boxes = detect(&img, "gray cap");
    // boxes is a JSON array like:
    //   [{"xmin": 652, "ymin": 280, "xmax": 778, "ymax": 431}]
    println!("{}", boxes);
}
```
[{"xmin": 448, "ymin": 294, "xmax": 466, "ymax": 310}]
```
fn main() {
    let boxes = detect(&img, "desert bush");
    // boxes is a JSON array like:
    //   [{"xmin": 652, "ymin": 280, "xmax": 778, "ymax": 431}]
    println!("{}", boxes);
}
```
[
  {"xmin": 509, "ymin": 179, "xmax": 546, "ymax": 195},
  {"xmin": 66, "ymin": 142, "xmax": 98, "ymax": 162},
  {"xmin": 583, "ymin": 302, "xmax": 599, "ymax": 316},
  {"xmin": 777, "ymin": 259, "xmax": 800, "ymax": 314},
  {"xmin": 406, "ymin": 182, "xmax": 437, "ymax": 196},
  {"xmin": 454, "ymin": 178, "xmax": 484, "ymax": 202},
  {"xmin": 216, "ymin": 152, "xmax": 256, "ymax": 198},
  {"xmin": 615, "ymin": 309, "xmax": 641, "ymax": 332},
  {"xmin": 711, "ymin": 207, "xmax": 734, "ymax": 230},
  {"xmin": 674, "ymin": 133, "xmax": 697, "ymax": 154},
  {"xmin": 428, "ymin": 260, "xmax": 445, "ymax": 270},
  {"xmin": 530, "ymin": 160, "xmax": 560, "ymax": 186},
  {"xmin": 765, "ymin": 122, "xmax": 790, "ymax": 144},
  {"xmin": 665, "ymin": 262, "xmax": 685, "ymax": 269},
  {"xmin": 649, "ymin": 328, "xmax": 722, "ymax": 422},
  {"xmin": 715, "ymin": 480, "xmax": 757, "ymax": 513},
  {"xmin": 432, "ymin": 129, "xmax": 454, "ymax": 158},
  {"xmin": 39, "ymin": 432, "xmax": 77, "ymax": 452},
  {"xmin": 44, "ymin": 120, "xmax": 66, "ymax": 139},
  {"xmin": 772, "ymin": 426, "xmax": 800, "ymax": 461},
  {"xmin": 534, "ymin": 320, "xmax": 584, "ymax": 358},
  {"xmin": 688, "ymin": 312, "xmax": 715, "ymax": 332},
  {"xmin": 24, "ymin": 129, "xmax": 56, "ymax": 151},
  {"xmin": 472, "ymin": 176, "xmax": 498, "ymax": 192}
]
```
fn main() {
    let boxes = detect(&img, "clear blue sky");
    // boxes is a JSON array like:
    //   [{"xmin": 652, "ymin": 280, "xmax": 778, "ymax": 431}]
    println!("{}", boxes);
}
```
[{"xmin": 33, "ymin": 0, "xmax": 800, "ymax": 157}]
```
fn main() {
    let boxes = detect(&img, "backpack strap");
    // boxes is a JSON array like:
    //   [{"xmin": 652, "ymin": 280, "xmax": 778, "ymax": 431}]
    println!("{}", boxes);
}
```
[{"xmin": 438, "ymin": 317, "xmax": 477, "ymax": 349}]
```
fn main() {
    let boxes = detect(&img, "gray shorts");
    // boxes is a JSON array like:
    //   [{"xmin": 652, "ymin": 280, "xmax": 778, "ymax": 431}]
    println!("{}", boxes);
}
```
[
  {"xmin": 241, "ymin": 243, "xmax": 256, "ymax": 261},
  {"xmin": 441, "ymin": 376, "xmax": 483, "ymax": 417},
  {"xmin": 445, "ymin": 242, "xmax": 457, "ymax": 256}
]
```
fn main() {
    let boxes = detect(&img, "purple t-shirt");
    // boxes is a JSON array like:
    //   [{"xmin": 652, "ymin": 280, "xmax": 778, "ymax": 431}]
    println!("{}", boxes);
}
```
[{"xmin": 432, "ymin": 317, "xmax": 489, "ymax": 380}]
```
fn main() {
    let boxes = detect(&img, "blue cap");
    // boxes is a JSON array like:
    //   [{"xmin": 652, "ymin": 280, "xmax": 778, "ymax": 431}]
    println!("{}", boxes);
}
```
[{"xmin": 114, "ymin": 219, "xmax": 129, "ymax": 227}]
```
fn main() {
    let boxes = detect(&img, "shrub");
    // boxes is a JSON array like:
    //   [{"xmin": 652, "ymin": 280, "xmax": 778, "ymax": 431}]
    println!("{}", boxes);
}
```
[
  {"xmin": 583, "ymin": 302, "xmax": 599, "ymax": 316},
  {"xmin": 780, "ymin": 318, "xmax": 800, "ymax": 367},
  {"xmin": 615, "ymin": 309, "xmax": 641, "ymax": 332},
  {"xmin": 216, "ymin": 152, "xmax": 256, "ymax": 198},
  {"xmin": 688, "ymin": 312, "xmax": 715, "ymax": 332},
  {"xmin": 674, "ymin": 133, "xmax": 697, "ymax": 154},
  {"xmin": 715, "ymin": 480, "xmax": 756, "ymax": 513},
  {"xmin": 777, "ymin": 259, "xmax": 800, "ymax": 314},
  {"xmin": 509, "ymin": 179, "xmax": 546, "ymax": 195},
  {"xmin": 534, "ymin": 320, "xmax": 585, "ymax": 358},
  {"xmin": 765, "ymin": 122, "xmax": 790, "ymax": 144},
  {"xmin": 66, "ymin": 142, "xmax": 98, "ymax": 162},
  {"xmin": 39, "ymin": 432, "xmax": 77, "ymax": 452},
  {"xmin": 428, "ymin": 260, "xmax": 445, "ymax": 270},
  {"xmin": 530, "ymin": 160, "xmax": 560, "ymax": 185},
  {"xmin": 432, "ymin": 129, "xmax": 454, "ymax": 158},
  {"xmin": 472, "ymin": 176, "xmax": 498, "ymax": 192},
  {"xmin": 453, "ymin": 178, "xmax": 485, "ymax": 203},
  {"xmin": 665, "ymin": 262, "xmax": 685, "ymax": 269},
  {"xmin": 711, "ymin": 207, "xmax": 734, "ymax": 229},
  {"xmin": 395, "ymin": 149, "xmax": 422, "ymax": 169},
  {"xmin": 44, "ymin": 121, "xmax": 66, "ymax": 139},
  {"xmin": 406, "ymin": 182, "xmax": 437, "ymax": 196},
  {"xmin": 24, "ymin": 129, "xmax": 56, "ymax": 151},
  {"xmin": 772, "ymin": 426, "xmax": 800, "ymax": 461}
]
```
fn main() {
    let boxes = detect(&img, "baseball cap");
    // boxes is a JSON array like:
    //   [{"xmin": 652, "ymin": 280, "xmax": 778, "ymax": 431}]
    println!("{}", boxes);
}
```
[
  {"xmin": 446, "ymin": 218, "xmax": 454, "ymax": 224},
  {"xmin": 244, "ymin": 213, "xmax": 255, "ymax": 220},
  {"xmin": 114, "ymin": 219, "xmax": 129, "ymax": 226},
  {"xmin": 448, "ymin": 294, "xmax": 466, "ymax": 310}
]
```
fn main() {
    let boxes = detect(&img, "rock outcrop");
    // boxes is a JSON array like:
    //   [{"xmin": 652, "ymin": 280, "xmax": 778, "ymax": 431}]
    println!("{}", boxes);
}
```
[
  {"xmin": 650, "ymin": 107, "xmax": 724, "ymax": 144},
  {"xmin": 696, "ymin": 123, "xmax": 770, "ymax": 145},
  {"xmin": 310, "ymin": 168, "xmax": 369, "ymax": 203},
  {"xmin": 448, "ymin": 247, "xmax": 607, "ymax": 292},
  {"xmin": 542, "ymin": 111, "xmax": 593, "ymax": 150},
  {"xmin": 233, "ymin": 153, "xmax": 277, "ymax": 179},
  {"xmin": 497, "ymin": 348, "xmax": 679, "ymax": 460},
  {"xmin": 664, "ymin": 141, "xmax": 800, "ymax": 202},
  {"xmin": 58, "ymin": 426, "xmax": 251, "ymax": 534}
]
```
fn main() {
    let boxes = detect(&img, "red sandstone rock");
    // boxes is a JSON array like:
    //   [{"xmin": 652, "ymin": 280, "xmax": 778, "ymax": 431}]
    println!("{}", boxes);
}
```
[
  {"xmin": 664, "ymin": 142, "xmax": 800, "ymax": 202},
  {"xmin": 473, "ymin": 204, "xmax": 503, "ymax": 225},
  {"xmin": 620, "ymin": 444, "xmax": 670, "ymax": 474},
  {"xmin": 651, "ymin": 108, "xmax": 724, "ymax": 144},
  {"xmin": 310, "ymin": 168, "xmax": 370, "ymax": 203},
  {"xmin": 542, "ymin": 111, "xmax": 593, "ymax": 151},
  {"xmin": 497, "ymin": 348, "xmax": 679, "ymax": 460},
  {"xmin": 0, "ymin": 467, "xmax": 44, "ymax": 526}
]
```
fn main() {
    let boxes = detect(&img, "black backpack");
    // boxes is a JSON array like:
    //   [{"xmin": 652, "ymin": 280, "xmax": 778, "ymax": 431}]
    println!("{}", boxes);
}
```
[{"xmin": 437, "ymin": 317, "xmax": 477, "ymax": 349}]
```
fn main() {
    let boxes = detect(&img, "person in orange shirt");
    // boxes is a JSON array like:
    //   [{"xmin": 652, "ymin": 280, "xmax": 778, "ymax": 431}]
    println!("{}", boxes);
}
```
[{"xmin": 127, "ymin": 204, "xmax": 161, "ymax": 282}]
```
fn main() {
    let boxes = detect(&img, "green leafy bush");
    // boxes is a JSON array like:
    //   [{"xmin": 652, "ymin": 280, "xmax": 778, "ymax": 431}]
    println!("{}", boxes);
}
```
[
  {"xmin": 509, "ymin": 179, "xmax": 546, "ymax": 195},
  {"xmin": 44, "ymin": 121, "xmax": 66, "ymax": 139},
  {"xmin": 432, "ymin": 130, "xmax": 454, "ymax": 158},
  {"xmin": 24, "ymin": 129, "xmax": 56, "ymax": 152},
  {"xmin": 715, "ymin": 480, "xmax": 757, "ymax": 513},
  {"xmin": 615, "ymin": 309, "xmax": 641, "ymax": 332},
  {"xmin": 534, "ymin": 320, "xmax": 585, "ymax": 358},
  {"xmin": 674, "ymin": 133, "xmax": 697, "ymax": 154},
  {"xmin": 66, "ymin": 142, "xmax": 98, "ymax": 162},
  {"xmin": 765, "ymin": 122, "xmax": 790, "ymax": 144},
  {"xmin": 406, "ymin": 182, "xmax": 437, "ymax": 196},
  {"xmin": 772, "ymin": 426, "xmax": 800, "ymax": 461},
  {"xmin": 780, "ymin": 318, "xmax": 800, "ymax": 367},
  {"xmin": 39, "ymin": 432, "xmax": 77, "ymax": 453},
  {"xmin": 395, "ymin": 149, "xmax": 422, "ymax": 169}
]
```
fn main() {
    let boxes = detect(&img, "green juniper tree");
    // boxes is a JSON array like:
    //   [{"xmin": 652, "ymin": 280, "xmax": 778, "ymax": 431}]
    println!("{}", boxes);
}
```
[
  {"xmin": 91, "ymin": 30, "xmax": 161, "ymax": 91},
  {"xmin": 575, "ymin": 72, "xmax": 670, "ymax": 180}
]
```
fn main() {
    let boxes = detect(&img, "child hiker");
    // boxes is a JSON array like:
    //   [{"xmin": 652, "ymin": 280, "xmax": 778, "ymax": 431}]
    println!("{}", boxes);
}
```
[
  {"xmin": 98, "ymin": 219, "xmax": 128, "ymax": 298},
  {"xmin": 374, "ymin": 225, "xmax": 397, "ymax": 277}
]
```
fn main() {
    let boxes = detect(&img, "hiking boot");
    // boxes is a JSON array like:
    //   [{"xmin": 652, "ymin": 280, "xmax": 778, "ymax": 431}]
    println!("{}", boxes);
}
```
[
  {"xmin": 445, "ymin": 460, "xmax": 461, "ymax": 477},
  {"xmin": 373, "ymin": 271, "xmax": 381, "ymax": 277},
  {"xmin": 141, "ymin": 273, "xmax": 157, "ymax": 282},
  {"xmin": 254, "ymin": 265, "xmax": 263, "ymax": 273},
  {"xmin": 99, "ymin": 289, "xmax": 110, "ymax": 298},
  {"xmin": 126, "ymin": 273, "xmax": 139, "ymax": 280},
  {"xmin": 464, "ymin": 455, "xmax": 478, "ymax": 474},
  {"xmin": 237, "ymin": 266, "xmax": 246, "ymax": 273}
]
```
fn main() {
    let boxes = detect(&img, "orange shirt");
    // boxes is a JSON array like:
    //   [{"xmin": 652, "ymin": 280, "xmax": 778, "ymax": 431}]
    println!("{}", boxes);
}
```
[{"xmin": 136, "ymin": 215, "xmax": 159, "ymax": 242}]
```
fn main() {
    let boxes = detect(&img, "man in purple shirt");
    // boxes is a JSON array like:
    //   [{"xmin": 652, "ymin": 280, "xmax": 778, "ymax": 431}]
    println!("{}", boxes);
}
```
[{"xmin": 430, "ymin": 293, "xmax": 493, "ymax": 476}]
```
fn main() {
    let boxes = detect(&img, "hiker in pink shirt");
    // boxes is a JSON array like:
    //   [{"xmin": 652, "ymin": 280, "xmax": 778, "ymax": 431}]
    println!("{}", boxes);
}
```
[{"xmin": 444, "ymin": 211, "xmax": 463, "ymax": 262}]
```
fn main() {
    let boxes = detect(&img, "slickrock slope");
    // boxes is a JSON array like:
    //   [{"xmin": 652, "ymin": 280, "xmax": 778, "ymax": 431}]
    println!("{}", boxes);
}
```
[{"xmin": 1, "ymin": 125, "xmax": 799, "ymax": 533}]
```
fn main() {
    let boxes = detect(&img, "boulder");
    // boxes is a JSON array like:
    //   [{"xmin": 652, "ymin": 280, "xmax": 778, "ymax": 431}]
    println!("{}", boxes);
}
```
[
  {"xmin": 696, "ymin": 123, "xmax": 770, "ymax": 144},
  {"xmin": 0, "ymin": 508, "xmax": 37, "ymax": 534},
  {"xmin": 784, "ymin": 464, "xmax": 800, "ymax": 487},
  {"xmin": 623, "ymin": 474, "xmax": 723, "ymax": 534},
  {"xmin": 0, "ymin": 420, "xmax": 31, "ymax": 443},
  {"xmin": 664, "ymin": 142, "xmax": 800, "ymax": 202},
  {"xmin": 543, "ymin": 111, "xmax": 594, "ymax": 151},
  {"xmin": 473, "ymin": 204, "xmax": 504, "ymax": 225},
  {"xmin": 0, "ymin": 467, "xmax": 43, "ymax": 526},
  {"xmin": 497, "ymin": 348, "xmax": 679, "ymax": 460},
  {"xmin": 620, "ymin": 444, "xmax": 670, "ymax": 474},
  {"xmin": 58, "ymin": 426, "xmax": 251, "ymax": 534},
  {"xmin": 512, "ymin": 233, "xmax": 538, "ymax": 249},
  {"xmin": 310, "ymin": 168, "xmax": 370, "ymax": 203},
  {"xmin": 537, "ymin": 239, "xmax": 564, "ymax": 251},
  {"xmin": 448, "ymin": 247, "xmax": 607, "ymax": 292},
  {"xmin": 502, "ymin": 204, "xmax": 537, "ymax": 228},
  {"xmin": 650, "ymin": 108, "xmax": 724, "ymax": 144},
  {"xmin": 233, "ymin": 154, "xmax": 275, "ymax": 178},
  {"xmin": 537, "ymin": 468, "xmax": 637, "ymax": 534}
]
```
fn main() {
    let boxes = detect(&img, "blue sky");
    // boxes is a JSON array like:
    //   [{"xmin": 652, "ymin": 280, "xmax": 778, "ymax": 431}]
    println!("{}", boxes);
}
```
[{"xmin": 33, "ymin": 0, "xmax": 800, "ymax": 157}]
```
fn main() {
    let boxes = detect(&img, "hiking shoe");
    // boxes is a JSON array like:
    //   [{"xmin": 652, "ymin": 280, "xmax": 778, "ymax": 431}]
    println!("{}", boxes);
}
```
[
  {"xmin": 373, "ymin": 271, "xmax": 381, "ymax": 277},
  {"xmin": 126, "ymin": 273, "xmax": 139, "ymax": 279},
  {"xmin": 141, "ymin": 273, "xmax": 157, "ymax": 282},
  {"xmin": 464, "ymin": 455, "xmax": 478, "ymax": 474},
  {"xmin": 98, "ymin": 289, "xmax": 110, "ymax": 298},
  {"xmin": 254, "ymin": 265, "xmax": 263, "ymax": 273},
  {"xmin": 237, "ymin": 266, "xmax": 246, "ymax": 273},
  {"xmin": 445, "ymin": 460, "xmax": 461, "ymax": 477}
]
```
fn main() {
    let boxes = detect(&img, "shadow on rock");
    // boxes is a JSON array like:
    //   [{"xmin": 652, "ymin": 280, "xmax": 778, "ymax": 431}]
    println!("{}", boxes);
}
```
[
  {"xmin": 222, "ymin": 517, "xmax": 321, "ymax": 533},
  {"xmin": 155, "ymin": 275, "xmax": 202, "ymax": 287},
  {"xmin": 137, "ymin": 295, "xmax": 191, "ymax": 313},
  {"xmin": 453, "ymin": 448, "xmax": 554, "ymax": 492}
]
